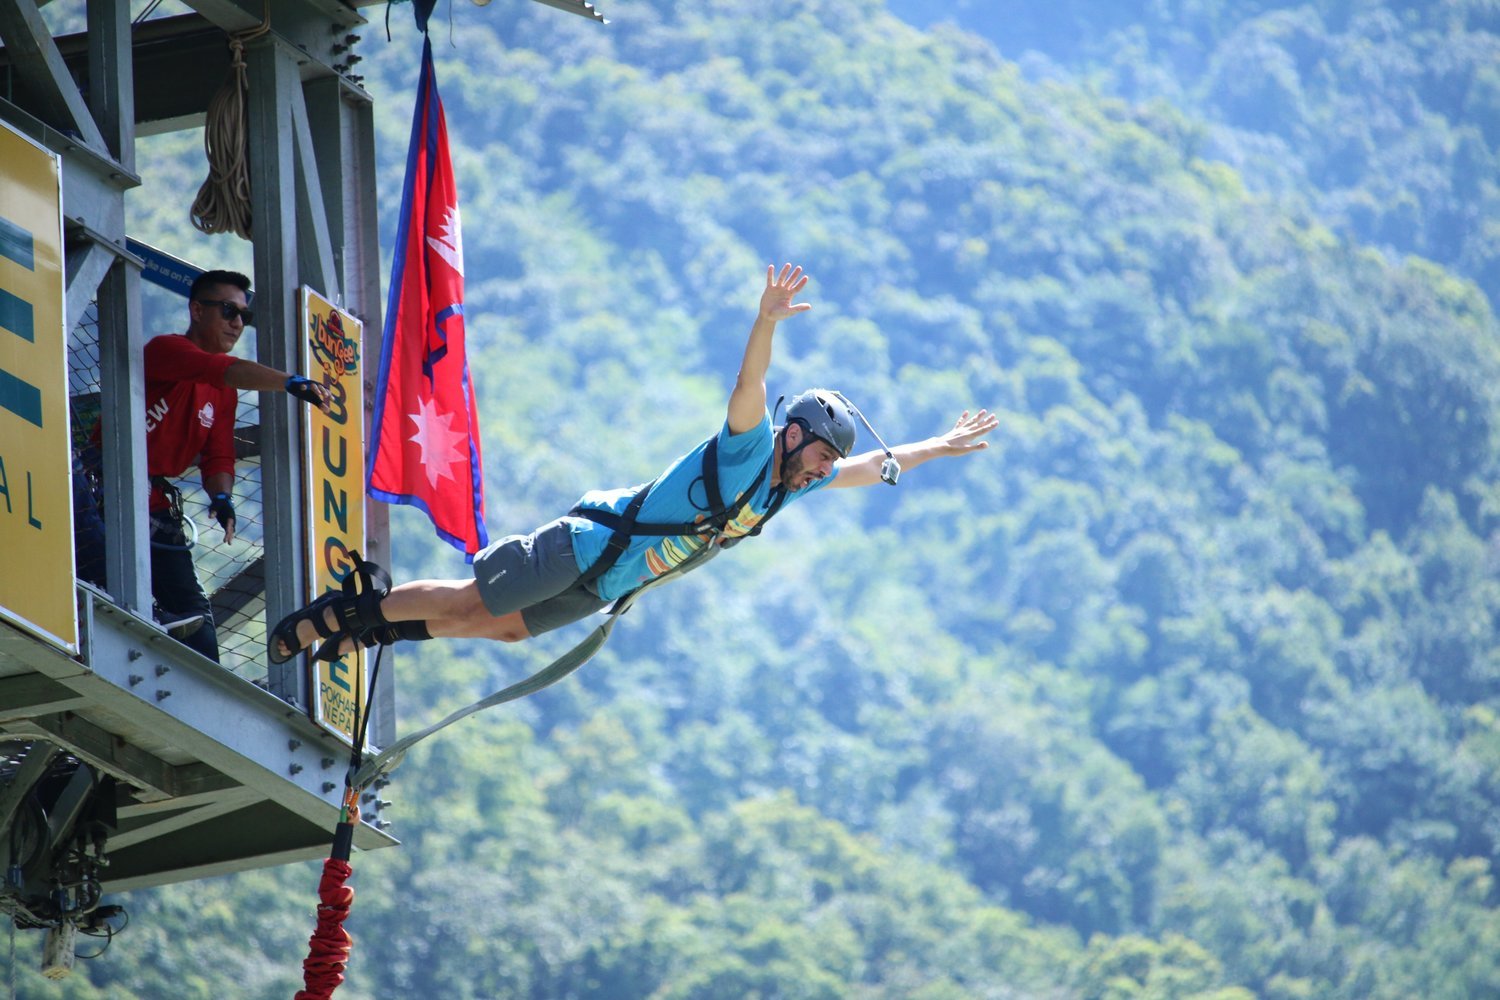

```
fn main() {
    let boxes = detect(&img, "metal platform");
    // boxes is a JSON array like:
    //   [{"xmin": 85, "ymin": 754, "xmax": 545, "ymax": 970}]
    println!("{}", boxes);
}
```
[
  {"xmin": 0, "ymin": 0, "xmax": 400, "ymax": 945},
  {"xmin": 0, "ymin": 592, "xmax": 398, "ymax": 897}
]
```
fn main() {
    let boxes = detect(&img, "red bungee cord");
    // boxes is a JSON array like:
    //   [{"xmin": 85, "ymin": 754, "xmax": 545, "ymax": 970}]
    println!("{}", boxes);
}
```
[
  {"xmin": 292, "ymin": 796, "xmax": 359, "ymax": 1000},
  {"xmin": 294, "ymin": 639, "xmax": 385, "ymax": 1000}
]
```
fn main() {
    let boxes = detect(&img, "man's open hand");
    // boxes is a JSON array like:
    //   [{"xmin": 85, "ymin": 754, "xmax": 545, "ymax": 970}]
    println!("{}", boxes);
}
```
[
  {"xmin": 758, "ymin": 263, "xmax": 812, "ymax": 322},
  {"xmin": 934, "ymin": 409, "xmax": 999, "ymax": 456}
]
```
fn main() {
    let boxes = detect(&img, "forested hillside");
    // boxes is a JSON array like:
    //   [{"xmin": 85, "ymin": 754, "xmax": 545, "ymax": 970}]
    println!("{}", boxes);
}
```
[
  {"xmin": 17, "ymin": 1, "xmax": 1500, "ymax": 997},
  {"xmin": 889, "ymin": 0, "xmax": 1500, "ymax": 306}
]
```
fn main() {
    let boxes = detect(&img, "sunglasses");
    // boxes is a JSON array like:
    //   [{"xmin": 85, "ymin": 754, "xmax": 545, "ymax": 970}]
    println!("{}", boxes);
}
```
[{"xmin": 197, "ymin": 298, "xmax": 254, "ymax": 324}]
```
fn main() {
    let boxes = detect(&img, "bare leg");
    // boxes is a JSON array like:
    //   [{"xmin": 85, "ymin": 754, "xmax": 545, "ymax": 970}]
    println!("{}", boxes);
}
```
[
  {"xmin": 379, "ymin": 579, "xmax": 487, "ymax": 623},
  {"xmin": 278, "ymin": 578, "xmax": 533, "ymax": 658},
  {"xmin": 398, "ymin": 581, "xmax": 534, "ymax": 642}
]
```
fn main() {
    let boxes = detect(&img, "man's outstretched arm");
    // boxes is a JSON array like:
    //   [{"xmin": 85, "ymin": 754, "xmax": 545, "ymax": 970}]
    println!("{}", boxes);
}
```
[
  {"xmin": 829, "ymin": 409, "xmax": 999, "ymax": 489},
  {"xmin": 727, "ymin": 263, "xmax": 811, "ymax": 435},
  {"xmin": 222, "ymin": 358, "xmax": 332, "ymax": 413}
]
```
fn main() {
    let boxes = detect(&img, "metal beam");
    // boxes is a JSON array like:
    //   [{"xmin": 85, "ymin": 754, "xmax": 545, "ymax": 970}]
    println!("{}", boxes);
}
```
[
  {"xmin": 303, "ymin": 76, "xmax": 345, "ymax": 274},
  {"xmin": 130, "ymin": 19, "xmax": 231, "ymax": 135},
  {"xmin": 85, "ymin": 0, "xmax": 134, "ymax": 169},
  {"xmin": 43, "ymin": 762, "xmax": 96, "ymax": 856},
  {"xmin": 0, "ymin": 619, "xmax": 87, "ymax": 681},
  {"xmin": 180, "ymin": 0, "xmax": 364, "ymax": 36},
  {"xmin": 0, "ymin": 10, "xmax": 377, "ymax": 136},
  {"xmin": 177, "ymin": 0, "xmax": 276, "ymax": 34},
  {"xmin": 532, "ymin": 0, "xmax": 608, "ymax": 23},
  {"xmin": 114, "ymin": 765, "xmax": 239, "ymax": 817},
  {"xmin": 0, "ymin": 0, "xmax": 109, "ymax": 154},
  {"xmin": 106, "ymin": 838, "xmax": 333, "ymax": 892},
  {"xmin": 94, "ymin": 259, "xmax": 150, "ymax": 615},
  {"xmin": 102, "ymin": 798, "xmax": 364, "ymax": 891},
  {"xmin": 106, "ymin": 785, "xmax": 258, "ymax": 851},
  {"xmin": 246, "ymin": 35, "xmax": 309, "ymax": 706},
  {"xmin": 0, "ymin": 714, "xmax": 178, "ymax": 800},
  {"xmin": 0, "ymin": 97, "xmax": 120, "ymax": 188},
  {"xmin": 0, "ymin": 676, "xmax": 93, "ymax": 721},
  {"xmin": 290, "ymin": 82, "xmax": 339, "ymax": 302},
  {"xmin": 63, "ymin": 241, "xmax": 114, "ymax": 335}
]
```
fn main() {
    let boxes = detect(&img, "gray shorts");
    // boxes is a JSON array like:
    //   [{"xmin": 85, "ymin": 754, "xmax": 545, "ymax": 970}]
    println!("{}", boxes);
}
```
[{"xmin": 472, "ymin": 517, "xmax": 609, "ymax": 635}]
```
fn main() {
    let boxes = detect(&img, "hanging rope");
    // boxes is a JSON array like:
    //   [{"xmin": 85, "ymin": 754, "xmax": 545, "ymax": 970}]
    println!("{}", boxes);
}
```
[
  {"xmin": 190, "ymin": 9, "xmax": 270, "ymax": 240},
  {"xmin": 190, "ymin": 36, "xmax": 253, "ymax": 238}
]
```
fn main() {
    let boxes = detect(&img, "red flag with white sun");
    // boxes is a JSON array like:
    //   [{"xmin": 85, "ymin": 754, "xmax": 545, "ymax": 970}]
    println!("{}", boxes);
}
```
[{"xmin": 368, "ymin": 36, "xmax": 488, "ymax": 560}]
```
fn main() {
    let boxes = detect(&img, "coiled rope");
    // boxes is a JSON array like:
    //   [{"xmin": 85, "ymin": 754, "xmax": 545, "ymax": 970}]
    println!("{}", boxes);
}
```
[{"xmin": 190, "ymin": 15, "xmax": 269, "ymax": 240}]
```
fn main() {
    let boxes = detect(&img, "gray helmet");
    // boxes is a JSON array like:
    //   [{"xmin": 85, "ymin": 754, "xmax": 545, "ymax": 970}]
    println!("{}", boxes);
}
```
[{"xmin": 784, "ymin": 389, "xmax": 857, "ymax": 458}]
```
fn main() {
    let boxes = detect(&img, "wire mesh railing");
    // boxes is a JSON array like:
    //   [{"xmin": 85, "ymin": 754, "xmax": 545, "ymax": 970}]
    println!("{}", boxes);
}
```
[{"xmin": 68, "ymin": 304, "xmax": 270, "ymax": 683}]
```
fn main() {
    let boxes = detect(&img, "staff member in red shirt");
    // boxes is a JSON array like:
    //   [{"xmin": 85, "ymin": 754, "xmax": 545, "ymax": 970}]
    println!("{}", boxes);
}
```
[{"xmin": 143, "ymin": 269, "xmax": 331, "ymax": 661}]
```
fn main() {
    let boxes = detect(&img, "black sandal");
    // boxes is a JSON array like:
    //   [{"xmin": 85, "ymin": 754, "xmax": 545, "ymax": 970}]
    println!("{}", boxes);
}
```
[
  {"xmin": 311, "ymin": 623, "xmax": 388, "ymax": 663},
  {"xmin": 267, "ymin": 552, "xmax": 391, "ymax": 664}
]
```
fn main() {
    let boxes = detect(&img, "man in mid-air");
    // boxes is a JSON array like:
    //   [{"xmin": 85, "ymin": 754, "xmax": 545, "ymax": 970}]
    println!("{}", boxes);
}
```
[{"xmin": 270, "ymin": 263, "xmax": 996, "ymax": 662}]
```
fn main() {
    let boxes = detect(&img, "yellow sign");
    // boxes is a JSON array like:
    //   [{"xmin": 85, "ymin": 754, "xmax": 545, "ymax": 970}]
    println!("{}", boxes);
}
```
[
  {"xmin": 301, "ymin": 287, "xmax": 367, "ymax": 745},
  {"xmin": 0, "ymin": 120, "xmax": 76, "ymax": 654}
]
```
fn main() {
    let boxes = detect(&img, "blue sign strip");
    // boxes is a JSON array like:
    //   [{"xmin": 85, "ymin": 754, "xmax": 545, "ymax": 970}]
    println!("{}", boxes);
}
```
[
  {"xmin": 0, "ymin": 288, "xmax": 35, "ymax": 343},
  {"xmin": 0, "ymin": 368, "xmax": 42, "ymax": 427},
  {"xmin": 126, "ymin": 237, "xmax": 198, "ymax": 299},
  {"xmin": 0, "ymin": 217, "xmax": 34, "ymax": 270}
]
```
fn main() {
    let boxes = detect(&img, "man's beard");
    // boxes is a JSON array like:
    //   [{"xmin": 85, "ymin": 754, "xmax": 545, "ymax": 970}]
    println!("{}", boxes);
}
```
[{"xmin": 783, "ymin": 452, "xmax": 822, "ymax": 490}]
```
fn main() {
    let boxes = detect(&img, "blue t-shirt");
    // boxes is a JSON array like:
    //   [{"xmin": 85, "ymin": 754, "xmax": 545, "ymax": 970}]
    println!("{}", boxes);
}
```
[{"xmin": 568, "ymin": 412, "xmax": 838, "ymax": 601}]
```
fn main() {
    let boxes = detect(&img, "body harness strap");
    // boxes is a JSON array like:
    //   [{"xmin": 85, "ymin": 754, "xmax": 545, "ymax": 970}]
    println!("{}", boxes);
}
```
[
  {"xmin": 150, "ymin": 475, "xmax": 186, "ymax": 521},
  {"xmin": 568, "ymin": 434, "xmax": 787, "ymax": 590}
]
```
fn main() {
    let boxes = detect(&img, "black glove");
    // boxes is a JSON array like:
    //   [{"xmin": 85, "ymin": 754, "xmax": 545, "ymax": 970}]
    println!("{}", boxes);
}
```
[
  {"xmin": 207, "ymin": 492, "xmax": 236, "ymax": 531},
  {"xmin": 286, "ymin": 375, "xmax": 324, "ymax": 406}
]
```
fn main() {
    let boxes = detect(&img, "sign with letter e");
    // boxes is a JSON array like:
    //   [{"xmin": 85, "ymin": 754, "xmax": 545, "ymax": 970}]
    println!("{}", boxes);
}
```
[
  {"xmin": 0, "ymin": 120, "xmax": 76, "ymax": 654},
  {"xmin": 300, "ymin": 287, "xmax": 368, "ymax": 746}
]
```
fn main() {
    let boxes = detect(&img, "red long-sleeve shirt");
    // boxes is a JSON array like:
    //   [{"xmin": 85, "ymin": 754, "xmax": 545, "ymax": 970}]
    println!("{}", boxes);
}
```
[{"xmin": 143, "ymin": 334, "xmax": 238, "ymax": 511}]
